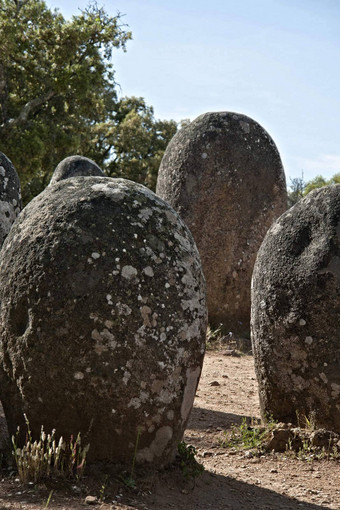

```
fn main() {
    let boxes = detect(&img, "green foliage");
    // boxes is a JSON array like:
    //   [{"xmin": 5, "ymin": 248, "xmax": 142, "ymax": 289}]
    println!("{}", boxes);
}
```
[
  {"xmin": 0, "ymin": 0, "xmax": 176, "ymax": 203},
  {"xmin": 220, "ymin": 417, "xmax": 267, "ymax": 451},
  {"xmin": 119, "ymin": 428, "xmax": 141, "ymax": 488},
  {"xmin": 177, "ymin": 442, "xmax": 204, "ymax": 480},
  {"xmin": 12, "ymin": 414, "xmax": 89, "ymax": 483},
  {"xmin": 303, "ymin": 175, "xmax": 327, "ymax": 195},
  {"xmin": 100, "ymin": 96, "xmax": 177, "ymax": 191},
  {"xmin": 288, "ymin": 171, "xmax": 340, "ymax": 207}
]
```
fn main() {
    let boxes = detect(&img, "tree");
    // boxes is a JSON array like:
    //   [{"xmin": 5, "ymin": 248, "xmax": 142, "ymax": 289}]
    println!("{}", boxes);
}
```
[
  {"xmin": 303, "ymin": 175, "xmax": 327, "ymax": 195},
  {"xmin": 84, "ymin": 96, "xmax": 177, "ymax": 190},
  {"xmin": 0, "ymin": 0, "xmax": 176, "ymax": 203},
  {"xmin": 287, "ymin": 173, "xmax": 305, "ymax": 208},
  {"xmin": 287, "ymin": 172, "xmax": 340, "ymax": 207}
]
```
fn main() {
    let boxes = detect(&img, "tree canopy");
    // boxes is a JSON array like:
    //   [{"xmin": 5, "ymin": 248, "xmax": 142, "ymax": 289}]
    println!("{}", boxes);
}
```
[
  {"xmin": 0, "ymin": 0, "xmax": 176, "ymax": 203},
  {"xmin": 287, "ymin": 172, "xmax": 340, "ymax": 207}
]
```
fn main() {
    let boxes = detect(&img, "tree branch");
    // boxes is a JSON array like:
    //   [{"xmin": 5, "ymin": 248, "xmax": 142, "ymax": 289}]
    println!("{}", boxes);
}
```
[{"xmin": 0, "ymin": 89, "xmax": 56, "ymax": 131}]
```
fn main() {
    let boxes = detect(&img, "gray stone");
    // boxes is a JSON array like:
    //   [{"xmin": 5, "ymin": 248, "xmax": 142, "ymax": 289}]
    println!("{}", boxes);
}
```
[
  {"xmin": 251, "ymin": 184, "xmax": 340, "ymax": 432},
  {"xmin": 156, "ymin": 112, "xmax": 286, "ymax": 336},
  {"xmin": 50, "ymin": 155, "xmax": 104, "ymax": 184},
  {"xmin": 0, "ymin": 176, "xmax": 207, "ymax": 466},
  {"xmin": 0, "ymin": 152, "xmax": 22, "ymax": 247}
]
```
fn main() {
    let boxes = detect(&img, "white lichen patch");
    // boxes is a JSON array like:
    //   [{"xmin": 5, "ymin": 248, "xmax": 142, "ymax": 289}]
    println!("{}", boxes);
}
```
[
  {"xmin": 136, "ymin": 426, "xmax": 173, "ymax": 462},
  {"xmin": 174, "ymin": 231, "xmax": 191, "ymax": 252},
  {"xmin": 240, "ymin": 120, "xmax": 250, "ymax": 133},
  {"xmin": 138, "ymin": 208, "xmax": 153, "ymax": 222},
  {"xmin": 0, "ymin": 166, "xmax": 5, "ymax": 177},
  {"xmin": 143, "ymin": 266, "xmax": 154, "ymax": 277},
  {"xmin": 319, "ymin": 372, "xmax": 328, "ymax": 384},
  {"xmin": 331, "ymin": 383, "xmax": 340, "ymax": 398},
  {"xmin": 140, "ymin": 305, "xmax": 152, "ymax": 327},
  {"xmin": 74, "ymin": 372, "xmax": 84, "ymax": 380},
  {"xmin": 0, "ymin": 201, "xmax": 17, "ymax": 238},
  {"xmin": 91, "ymin": 328, "xmax": 116, "ymax": 354},
  {"xmin": 116, "ymin": 302, "xmax": 132, "ymax": 316},
  {"xmin": 180, "ymin": 366, "xmax": 201, "ymax": 421},
  {"xmin": 91, "ymin": 183, "xmax": 126, "ymax": 201},
  {"xmin": 305, "ymin": 336, "xmax": 313, "ymax": 345},
  {"xmin": 121, "ymin": 265, "xmax": 138, "ymax": 279},
  {"xmin": 91, "ymin": 252, "xmax": 100, "ymax": 259}
]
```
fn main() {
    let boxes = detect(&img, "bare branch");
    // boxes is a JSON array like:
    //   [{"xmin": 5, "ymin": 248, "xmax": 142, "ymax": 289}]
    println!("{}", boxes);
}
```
[{"xmin": 0, "ymin": 89, "xmax": 56, "ymax": 131}]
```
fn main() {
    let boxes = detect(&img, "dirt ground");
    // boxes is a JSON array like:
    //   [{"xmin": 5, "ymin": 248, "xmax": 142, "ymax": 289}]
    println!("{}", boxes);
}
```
[{"xmin": 1, "ymin": 349, "xmax": 340, "ymax": 510}]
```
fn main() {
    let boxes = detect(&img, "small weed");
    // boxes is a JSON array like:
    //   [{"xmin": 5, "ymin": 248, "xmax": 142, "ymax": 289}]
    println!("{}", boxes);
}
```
[
  {"xmin": 44, "ymin": 490, "xmax": 53, "ymax": 508},
  {"xmin": 206, "ymin": 324, "xmax": 223, "ymax": 349},
  {"xmin": 220, "ymin": 417, "xmax": 267, "ymax": 451},
  {"xmin": 99, "ymin": 474, "xmax": 109, "ymax": 502},
  {"xmin": 119, "ymin": 428, "xmax": 141, "ymax": 488},
  {"xmin": 296, "ymin": 410, "xmax": 316, "ymax": 430},
  {"xmin": 177, "ymin": 442, "xmax": 204, "ymax": 480},
  {"xmin": 12, "ymin": 414, "xmax": 90, "ymax": 483}
]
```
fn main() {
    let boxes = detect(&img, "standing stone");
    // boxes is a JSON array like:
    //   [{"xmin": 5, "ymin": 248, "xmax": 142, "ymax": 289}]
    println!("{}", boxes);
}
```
[
  {"xmin": 0, "ymin": 152, "xmax": 22, "ymax": 247},
  {"xmin": 0, "ymin": 176, "xmax": 207, "ymax": 465},
  {"xmin": 252, "ymin": 185, "xmax": 340, "ymax": 432},
  {"xmin": 156, "ymin": 112, "xmax": 286, "ymax": 336},
  {"xmin": 49, "ymin": 155, "xmax": 104, "ymax": 184}
]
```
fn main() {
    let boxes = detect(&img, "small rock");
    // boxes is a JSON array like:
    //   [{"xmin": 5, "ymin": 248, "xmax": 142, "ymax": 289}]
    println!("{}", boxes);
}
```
[
  {"xmin": 209, "ymin": 380, "xmax": 220, "ymax": 386},
  {"xmin": 270, "ymin": 468, "xmax": 278, "ymax": 473},
  {"xmin": 85, "ymin": 495, "xmax": 98, "ymax": 505},
  {"xmin": 311, "ymin": 429, "xmax": 339, "ymax": 448},
  {"xmin": 202, "ymin": 451, "xmax": 213, "ymax": 458}
]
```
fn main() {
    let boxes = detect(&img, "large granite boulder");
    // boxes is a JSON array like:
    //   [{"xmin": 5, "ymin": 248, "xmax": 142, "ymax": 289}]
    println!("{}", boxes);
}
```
[
  {"xmin": 50, "ymin": 155, "xmax": 104, "ymax": 184},
  {"xmin": 156, "ymin": 112, "xmax": 286, "ymax": 336},
  {"xmin": 0, "ymin": 177, "xmax": 207, "ymax": 465},
  {"xmin": 252, "ymin": 185, "xmax": 340, "ymax": 432},
  {"xmin": 0, "ymin": 152, "xmax": 22, "ymax": 247}
]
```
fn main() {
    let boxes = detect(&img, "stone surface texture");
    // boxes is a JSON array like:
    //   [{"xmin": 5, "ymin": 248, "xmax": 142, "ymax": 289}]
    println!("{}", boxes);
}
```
[
  {"xmin": 0, "ymin": 176, "xmax": 207, "ymax": 465},
  {"xmin": 50, "ymin": 155, "xmax": 104, "ymax": 184},
  {"xmin": 251, "ymin": 185, "xmax": 340, "ymax": 432},
  {"xmin": 156, "ymin": 112, "xmax": 286, "ymax": 335},
  {"xmin": 0, "ymin": 152, "xmax": 22, "ymax": 247}
]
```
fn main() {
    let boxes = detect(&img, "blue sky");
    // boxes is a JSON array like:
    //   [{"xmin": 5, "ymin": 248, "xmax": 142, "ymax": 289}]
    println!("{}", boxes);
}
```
[{"xmin": 47, "ymin": 0, "xmax": 340, "ymax": 185}]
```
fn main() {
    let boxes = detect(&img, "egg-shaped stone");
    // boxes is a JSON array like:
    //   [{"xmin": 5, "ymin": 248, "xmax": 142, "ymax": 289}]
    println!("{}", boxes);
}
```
[
  {"xmin": 252, "ymin": 185, "xmax": 340, "ymax": 432},
  {"xmin": 156, "ymin": 112, "xmax": 287, "ymax": 336},
  {"xmin": 0, "ymin": 177, "xmax": 207, "ymax": 465}
]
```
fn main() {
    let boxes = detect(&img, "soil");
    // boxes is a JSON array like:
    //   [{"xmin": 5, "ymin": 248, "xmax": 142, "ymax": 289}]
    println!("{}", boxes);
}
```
[{"xmin": 1, "ymin": 349, "xmax": 340, "ymax": 510}]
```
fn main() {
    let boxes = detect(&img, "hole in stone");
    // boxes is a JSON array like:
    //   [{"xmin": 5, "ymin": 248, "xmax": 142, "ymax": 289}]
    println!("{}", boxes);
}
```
[
  {"xmin": 10, "ymin": 300, "xmax": 29, "ymax": 337},
  {"xmin": 290, "ymin": 225, "xmax": 311, "ymax": 257}
]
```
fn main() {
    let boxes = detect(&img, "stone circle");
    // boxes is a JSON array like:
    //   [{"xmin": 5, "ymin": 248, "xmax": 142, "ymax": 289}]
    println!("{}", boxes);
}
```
[
  {"xmin": 156, "ymin": 111, "xmax": 287, "ymax": 336},
  {"xmin": 0, "ymin": 176, "xmax": 207, "ymax": 465},
  {"xmin": 251, "ymin": 185, "xmax": 340, "ymax": 432}
]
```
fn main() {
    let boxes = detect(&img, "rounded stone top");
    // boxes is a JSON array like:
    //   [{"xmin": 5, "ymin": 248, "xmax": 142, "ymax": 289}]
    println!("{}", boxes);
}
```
[
  {"xmin": 0, "ymin": 151, "xmax": 22, "ymax": 247},
  {"xmin": 0, "ymin": 176, "xmax": 207, "ymax": 464},
  {"xmin": 50, "ymin": 155, "xmax": 104, "ymax": 184},
  {"xmin": 157, "ymin": 111, "xmax": 286, "ymax": 216}
]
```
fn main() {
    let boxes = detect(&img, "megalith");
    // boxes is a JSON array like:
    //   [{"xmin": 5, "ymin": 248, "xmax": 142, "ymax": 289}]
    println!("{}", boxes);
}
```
[
  {"xmin": 156, "ymin": 112, "xmax": 286, "ymax": 336},
  {"xmin": 0, "ymin": 152, "xmax": 22, "ymax": 247},
  {"xmin": 0, "ymin": 176, "xmax": 207, "ymax": 465},
  {"xmin": 50, "ymin": 155, "xmax": 104, "ymax": 184},
  {"xmin": 252, "ymin": 185, "xmax": 340, "ymax": 432}
]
